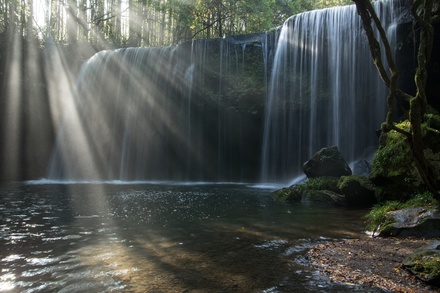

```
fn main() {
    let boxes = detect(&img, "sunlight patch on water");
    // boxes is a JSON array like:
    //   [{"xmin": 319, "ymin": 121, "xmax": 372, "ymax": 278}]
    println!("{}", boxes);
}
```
[
  {"xmin": 27, "ymin": 257, "xmax": 59, "ymax": 266},
  {"xmin": 0, "ymin": 273, "xmax": 16, "ymax": 291},
  {"xmin": 2, "ymin": 254, "xmax": 24, "ymax": 262}
]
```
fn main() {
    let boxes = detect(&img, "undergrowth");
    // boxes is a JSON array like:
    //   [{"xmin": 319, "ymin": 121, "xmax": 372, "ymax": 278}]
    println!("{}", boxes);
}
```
[{"xmin": 364, "ymin": 192, "xmax": 438, "ymax": 232}]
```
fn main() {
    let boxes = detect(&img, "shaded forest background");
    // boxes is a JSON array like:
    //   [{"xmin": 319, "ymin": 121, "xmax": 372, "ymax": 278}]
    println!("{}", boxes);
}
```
[{"xmin": 1, "ymin": 0, "xmax": 351, "ymax": 48}]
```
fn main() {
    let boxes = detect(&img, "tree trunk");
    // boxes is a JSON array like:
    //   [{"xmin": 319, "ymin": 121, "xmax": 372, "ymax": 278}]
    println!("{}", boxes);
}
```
[{"xmin": 353, "ymin": 0, "xmax": 440, "ymax": 197}]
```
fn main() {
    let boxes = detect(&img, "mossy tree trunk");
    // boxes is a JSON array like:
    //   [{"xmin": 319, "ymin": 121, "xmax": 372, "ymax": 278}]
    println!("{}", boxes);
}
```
[{"xmin": 353, "ymin": 0, "xmax": 439, "ymax": 197}]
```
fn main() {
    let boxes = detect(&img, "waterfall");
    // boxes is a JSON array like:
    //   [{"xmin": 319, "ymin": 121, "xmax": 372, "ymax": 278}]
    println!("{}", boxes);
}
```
[
  {"xmin": 47, "ymin": 0, "xmax": 412, "ymax": 183},
  {"xmin": 260, "ymin": 0, "xmax": 412, "ymax": 183},
  {"xmin": 48, "ymin": 35, "xmax": 269, "ymax": 181}
]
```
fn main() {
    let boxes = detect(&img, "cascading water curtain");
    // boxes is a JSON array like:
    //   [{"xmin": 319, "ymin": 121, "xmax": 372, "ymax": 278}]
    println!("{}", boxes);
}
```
[{"xmin": 260, "ymin": 0, "xmax": 413, "ymax": 183}]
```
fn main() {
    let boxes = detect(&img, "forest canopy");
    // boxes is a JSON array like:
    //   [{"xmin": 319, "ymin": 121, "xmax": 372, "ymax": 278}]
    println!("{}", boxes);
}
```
[{"xmin": 1, "ymin": 0, "xmax": 352, "ymax": 48}]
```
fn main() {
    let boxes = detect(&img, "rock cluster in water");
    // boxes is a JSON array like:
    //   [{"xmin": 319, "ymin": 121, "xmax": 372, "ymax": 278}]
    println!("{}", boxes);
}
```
[{"xmin": 272, "ymin": 146, "xmax": 376, "ymax": 207}]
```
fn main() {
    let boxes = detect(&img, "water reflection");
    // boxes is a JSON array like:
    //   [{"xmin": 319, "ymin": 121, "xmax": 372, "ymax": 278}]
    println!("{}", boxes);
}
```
[{"xmin": 0, "ymin": 182, "xmax": 368, "ymax": 292}]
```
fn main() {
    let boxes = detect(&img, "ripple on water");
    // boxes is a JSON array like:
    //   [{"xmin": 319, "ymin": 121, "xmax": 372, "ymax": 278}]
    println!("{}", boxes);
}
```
[
  {"xmin": 27, "ymin": 257, "xmax": 59, "ymax": 266},
  {"xmin": 254, "ymin": 239, "xmax": 289, "ymax": 250},
  {"xmin": 2, "ymin": 254, "xmax": 25, "ymax": 262}
]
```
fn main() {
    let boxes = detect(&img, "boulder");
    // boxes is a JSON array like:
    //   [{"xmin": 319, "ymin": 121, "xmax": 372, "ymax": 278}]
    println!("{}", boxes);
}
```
[
  {"xmin": 377, "ymin": 207, "xmax": 440, "ymax": 238},
  {"xmin": 403, "ymin": 240, "xmax": 440, "ymax": 285},
  {"xmin": 301, "ymin": 190, "xmax": 348, "ymax": 206},
  {"xmin": 302, "ymin": 146, "xmax": 352, "ymax": 178},
  {"xmin": 271, "ymin": 186, "xmax": 302, "ymax": 202},
  {"xmin": 337, "ymin": 175, "xmax": 376, "ymax": 207}
]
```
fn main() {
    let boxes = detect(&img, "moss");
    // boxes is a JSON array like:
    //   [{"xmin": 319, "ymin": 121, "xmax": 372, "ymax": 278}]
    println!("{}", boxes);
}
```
[
  {"xmin": 271, "ymin": 177, "xmax": 340, "ymax": 202},
  {"xmin": 363, "ymin": 192, "xmax": 438, "ymax": 232},
  {"xmin": 411, "ymin": 254, "xmax": 440, "ymax": 281},
  {"xmin": 337, "ymin": 175, "xmax": 376, "ymax": 206},
  {"xmin": 372, "ymin": 122, "xmax": 414, "ymax": 179},
  {"xmin": 404, "ymin": 246, "xmax": 440, "ymax": 284},
  {"xmin": 371, "ymin": 113, "xmax": 440, "ymax": 201},
  {"xmin": 300, "ymin": 177, "xmax": 340, "ymax": 193},
  {"xmin": 271, "ymin": 187, "xmax": 302, "ymax": 202},
  {"xmin": 338, "ymin": 175, "xmax": 374, "ymax": 190}
]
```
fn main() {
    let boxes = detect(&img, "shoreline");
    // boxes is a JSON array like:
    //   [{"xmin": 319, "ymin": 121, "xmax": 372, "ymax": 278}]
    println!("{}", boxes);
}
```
[{"xmin": 307, "ymin": 237, "xmax": 440, "ymax": 292}]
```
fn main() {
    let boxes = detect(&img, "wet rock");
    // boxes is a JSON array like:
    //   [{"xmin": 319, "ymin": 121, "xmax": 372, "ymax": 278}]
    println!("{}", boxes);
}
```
[
  {"xmin": 403, "ymin": 240, "xmax": 440, "ymax": 285},
  {"xmin": 271, "ymin": 187, "xmax": 302, "ymax": 202},
  {"xmin": 337, "ymin": 175, "xmax": 376, "ymax": 207},
  {"xmin": 378, "ymin": 207, "xmax": 440, "ymax": 237},
  {"xmin": 302, "ymin": 146, "xmax": 352, "ymax": 178},
  {"xmin": 301, "ymin": 190, "xmax": 348, "ymax": 206}
]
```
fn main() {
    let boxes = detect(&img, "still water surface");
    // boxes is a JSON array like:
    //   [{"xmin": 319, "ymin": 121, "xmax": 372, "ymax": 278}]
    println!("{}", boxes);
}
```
[{"xmin": 1, "ymin": 182, "xmax": 369, "ymax": 292}]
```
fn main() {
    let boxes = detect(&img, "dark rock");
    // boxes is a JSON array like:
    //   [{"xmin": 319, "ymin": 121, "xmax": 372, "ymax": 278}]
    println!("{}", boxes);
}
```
[
  {"xmin": 302, "ymin": 146, "xmax": 352, "ymax": 178},
  {"xmin": 337, "ymin": 175, "xmax": 376, "ymax": 207},
  {"xmin": 403, "ymin": 240, "xmax": 440, "ymax": 285},
  {"xmin": 271, "ymin": 187, "xmax": 302, "ymax": 202},
  {"xmin": 378, "ymin": 207, "xmax": 440, "ymax": 238},
  {"xmin": 352, "ymin": 160, "xmax": 372, "ymax": 177},
  {"xmin": 301, "ymin": 190, "xmax": 348, "ymax": 206}
]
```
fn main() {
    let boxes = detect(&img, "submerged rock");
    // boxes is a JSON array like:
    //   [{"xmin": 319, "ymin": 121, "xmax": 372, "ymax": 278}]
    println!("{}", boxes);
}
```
[
  {"xmin": 302, "ymin": 146, "xmax": 352, "ymax": 178},
  {"xmin": 403, "ymin": 240, "xmax": 440, "ymax": 285},
  {"xmin": 378, "ymin": 207, "xmax": 440, "ymax": 238}
]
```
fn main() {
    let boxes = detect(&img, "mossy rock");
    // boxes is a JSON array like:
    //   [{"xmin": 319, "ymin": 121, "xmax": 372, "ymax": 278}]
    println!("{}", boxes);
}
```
[
  {"xmin": 371, "ymin": 114, "xmax": 440, "ymax": 201},
  {"xmin": 300, "ymin": 176, "xmax": 340, "ymax": 193},
  {"xmin": 337, "ymin": 175, "xmax": 377, "ymax": 207},
  {"xmin": 403, "ymin": 240, "xmax": 440, "ymax": 285},
  {"xmin": 301, "ymin": 190, "xmax": 348, "ymax": 206},
  {"xmin": 272, "ymin": 177, "xmax": 345, "ymax": 205},
  {"xmin": 377, "ymin": 207, "xmax": 440, "ymax": 238},
  {"xmin": 363, "ymin": 192, "xmax": 439, "ymax": 235},
  {"xmin": 271, "ymin": 186, "xmax": 302, "ymax": 202}
]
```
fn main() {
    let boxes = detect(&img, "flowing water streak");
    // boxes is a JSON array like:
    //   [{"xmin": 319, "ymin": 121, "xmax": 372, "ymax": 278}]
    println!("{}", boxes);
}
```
[
  {"xmin": 260, "ymin": 0, "xmax": 410, "ymax": 183},
  {"xmin": 48, "ymin": 36, "xmax": 268, "ymax": 181}
]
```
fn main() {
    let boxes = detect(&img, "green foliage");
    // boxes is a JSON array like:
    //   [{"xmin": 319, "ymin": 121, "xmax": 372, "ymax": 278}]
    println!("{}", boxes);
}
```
[
  {"xmin": 371, "ymin": 114, "xmax": 440, "ymax": 201},
  {"xmin": 1, "ymin": 0, "xmax": 358, "ymax": 48},
  {"xmin": 363, "ymin": 192, "xmax": 438, "ymax": 231},
  {"xmin": 272, "ymin": 176, "xmax": 341, "ymax": 202},
  {"xmin": 299, "ymin": 177, "xmax": 340, "ymax": 193},
  {"xmin": 410, "ymin": 254, "xmax": 440, "ymax": 281},
  {"xmin": 337, "ymin": 175, "xmax": 374, "ymax": 190},
  {"xmin": 372, "ymin": 121, "xmax": 413, "ymax": 178},
  {"xmin": 271, "ymin": 186, "xmax": 302, "ymax": 201}
]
